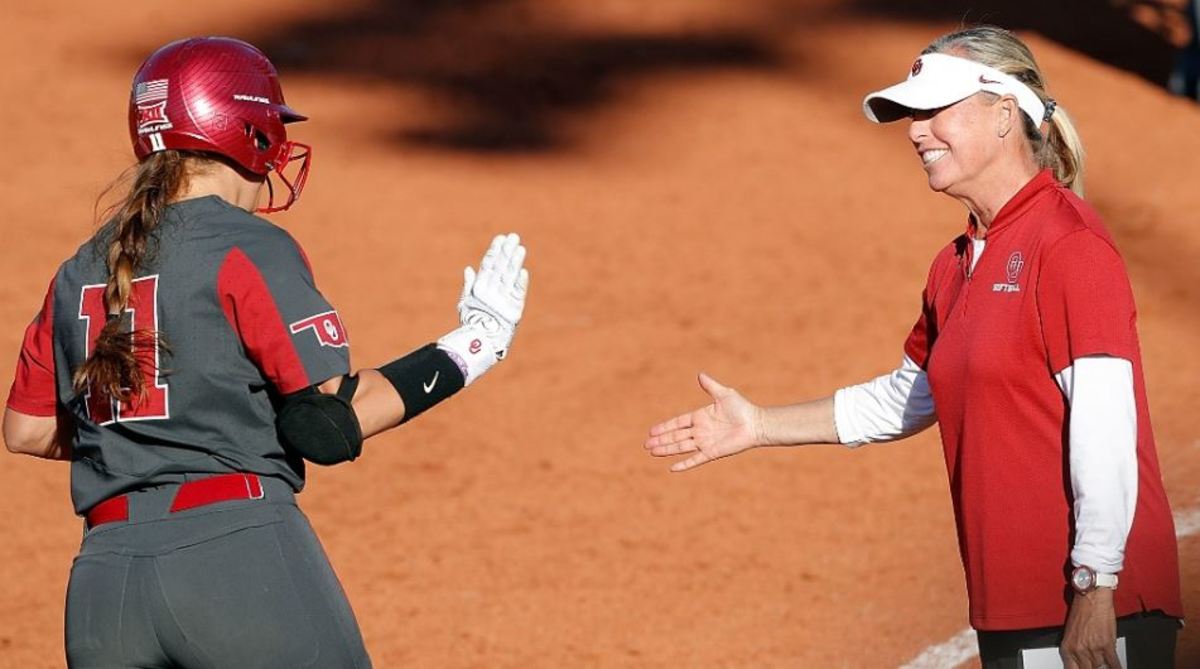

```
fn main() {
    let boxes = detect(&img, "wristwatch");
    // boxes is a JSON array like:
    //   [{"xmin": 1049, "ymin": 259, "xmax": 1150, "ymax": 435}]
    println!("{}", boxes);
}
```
[{"xmin": 1070, "ymin": 565, "xmax": 1118, "ymax": 594}]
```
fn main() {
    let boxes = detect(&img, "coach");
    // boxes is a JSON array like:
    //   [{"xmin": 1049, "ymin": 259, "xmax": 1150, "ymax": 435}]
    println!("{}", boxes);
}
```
[{"xmin": 645, "ymin": 25, "xmax": 1182, "ymax": 669}]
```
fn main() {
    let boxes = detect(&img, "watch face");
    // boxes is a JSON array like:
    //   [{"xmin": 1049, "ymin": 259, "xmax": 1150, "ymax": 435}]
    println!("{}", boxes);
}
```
[{"xmin": 1072, "ymin": 567, "xmax": 1095, "ymax": 591}]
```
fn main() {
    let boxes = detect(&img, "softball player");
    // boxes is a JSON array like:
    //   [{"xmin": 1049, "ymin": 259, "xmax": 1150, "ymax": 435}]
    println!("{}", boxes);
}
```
[
  {"xmin": 3, "ymin": 37, "xmax": 528, "ymax": 669},
  {"xmin": 646, "ymin": 26, "xmax": 1181, "ymax": 669}
]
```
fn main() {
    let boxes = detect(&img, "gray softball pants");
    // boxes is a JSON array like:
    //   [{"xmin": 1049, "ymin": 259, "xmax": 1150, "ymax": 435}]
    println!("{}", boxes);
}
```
[{"xmin": 65, "ymin": 476, "xmax": 372, "ymax": 668}]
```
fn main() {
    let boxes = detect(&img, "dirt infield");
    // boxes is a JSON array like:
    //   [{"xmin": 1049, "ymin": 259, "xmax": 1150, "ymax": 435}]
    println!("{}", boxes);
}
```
[{"xmin": 2, "ymin": 1, "xmax": 1198, "ymax": 667}]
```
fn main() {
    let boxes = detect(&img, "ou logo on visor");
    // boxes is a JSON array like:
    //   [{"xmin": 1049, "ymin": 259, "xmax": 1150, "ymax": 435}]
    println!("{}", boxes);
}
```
[{"xmin": 290, "ymin": 310, "xmax": 349, "ymax": 348}]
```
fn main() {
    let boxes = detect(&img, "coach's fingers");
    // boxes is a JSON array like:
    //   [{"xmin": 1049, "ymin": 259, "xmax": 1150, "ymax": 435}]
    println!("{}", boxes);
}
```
[
  {"xmin": 645, "ymin": 427, "xmax": 693, "ymax": 449},
  {"xmin": 1060, "ymin": 648, "xmax": 1095, "ymax": 669},
  {"xmin": 697, "ymin": 372, "xmax": 731, "ymax": 400},
  {"xmin": 648, "ymin": 412, "xmax": 694, "ymax": 437},
  {"xmin": 647, "ymin": 439, "xmax": 698, "ymax": 457},
  {"xmin": 1060, "ymin": 645, "xmax": 1082, "ymax": 669},
  {"xmin": 1100, "ymin": 645, "xmax": 1122, "ymax": 669},
  {"xmin": 670, "ymin": 451, "xmax": 712, "ymax": 472}
]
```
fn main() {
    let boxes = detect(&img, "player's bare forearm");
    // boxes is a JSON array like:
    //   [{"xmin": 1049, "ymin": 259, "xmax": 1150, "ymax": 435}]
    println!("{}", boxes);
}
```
[
  {"xmin": 318, "ymin": 370, "xmax": 406, "ymax": 439},
  {"xmin": 351, "ymin": 369, "xmax": 409, "ymax": 437},
  {"xmin": 757, "ymin": 396, "xmax": 840, "ymax": 447}
]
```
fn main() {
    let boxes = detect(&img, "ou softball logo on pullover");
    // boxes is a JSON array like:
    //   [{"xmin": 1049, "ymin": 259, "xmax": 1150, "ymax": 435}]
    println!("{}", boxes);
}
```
[{"xmin": 994, "ymin": 251, "xmax": 1025, "ymax": 293}]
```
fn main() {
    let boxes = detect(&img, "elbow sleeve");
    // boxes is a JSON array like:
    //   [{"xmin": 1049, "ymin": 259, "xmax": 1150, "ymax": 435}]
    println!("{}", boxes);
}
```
[{"xmin": 276, "ymin": 376, "xmax": 363, "ymax": 466}]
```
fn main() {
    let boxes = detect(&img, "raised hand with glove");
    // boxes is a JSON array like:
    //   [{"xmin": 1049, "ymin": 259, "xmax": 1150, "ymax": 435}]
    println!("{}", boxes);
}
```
[
  {"xmin": 380, "ymin": 232, "xmax": 529, "ymax": 419},
  {"xmin": 286, "ymin": 233, "xmax": 530, "ymax": 466},
  {"xmin": 437, "ymin": 233, "xmax": 530, "ymax": 385}
]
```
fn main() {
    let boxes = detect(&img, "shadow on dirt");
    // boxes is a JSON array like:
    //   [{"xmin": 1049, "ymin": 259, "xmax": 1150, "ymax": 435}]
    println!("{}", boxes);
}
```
[
  {"xmin": 235, "ymin": 0, "xmax": 1187, "ymax": 154},
  {"xmin": 251, "ymin": 1, "xmax": 780, "ymax": 152},
  {"xmin": 846, "ymin": 0, "xmax": 1185, "ymax": 89}
]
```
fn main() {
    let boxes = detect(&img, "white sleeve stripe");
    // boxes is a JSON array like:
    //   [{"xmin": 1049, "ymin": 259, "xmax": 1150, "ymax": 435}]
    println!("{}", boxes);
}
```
[
  {"xmin": 833, "ymin": 355, "xmax": 936, "ymax": 446},
  {"xmin": 1061, "ymin": 356, "xmax": 1138, "ymax": 574}
]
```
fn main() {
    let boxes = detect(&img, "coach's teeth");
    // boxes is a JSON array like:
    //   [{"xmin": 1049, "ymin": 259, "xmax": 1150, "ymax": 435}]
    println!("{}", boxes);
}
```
[{"xmin": 921, "ymin": 149, "xmax": 947, "ymax": 165}]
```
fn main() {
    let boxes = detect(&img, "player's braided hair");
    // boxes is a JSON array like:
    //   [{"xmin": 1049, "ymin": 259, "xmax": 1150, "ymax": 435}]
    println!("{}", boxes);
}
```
[
  {"xmin": 924, "ymin": 25, "xmax": 1086, "ymax": 196},
  {"xmin": 73, "ymin": 150, "xmax": 191, "ymax": 404}
]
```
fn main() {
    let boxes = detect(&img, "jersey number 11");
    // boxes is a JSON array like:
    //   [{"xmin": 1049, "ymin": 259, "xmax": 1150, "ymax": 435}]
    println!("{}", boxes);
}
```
[{"xmin": 78, "ymin": 275, "xmax": 170, "ymax": 424}]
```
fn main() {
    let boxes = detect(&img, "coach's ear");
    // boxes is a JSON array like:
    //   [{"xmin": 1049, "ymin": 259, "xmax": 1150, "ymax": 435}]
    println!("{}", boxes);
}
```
[
  {"xmin": 276, "ymin": 377, "xmax": 362, "ymax": 465},
  {"xmin": 996, "ymin": 94, "xmax": 1019, "ymax": 138}
]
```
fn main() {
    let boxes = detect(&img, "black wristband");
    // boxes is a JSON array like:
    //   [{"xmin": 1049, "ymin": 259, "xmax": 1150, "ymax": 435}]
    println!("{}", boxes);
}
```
[{"xmin": 378, "ymin": 343, "xmax": 466, "ymax": 424}]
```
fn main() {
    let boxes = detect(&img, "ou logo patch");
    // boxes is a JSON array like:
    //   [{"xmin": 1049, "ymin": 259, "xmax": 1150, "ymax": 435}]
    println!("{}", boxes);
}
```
[
  {"xmin": 1005, "ymin": 251, "xmax": 1025, "ymax": 284},
  {"xmin": 289, "ymin": 310, "xmax": 349, "ymax": 348}
]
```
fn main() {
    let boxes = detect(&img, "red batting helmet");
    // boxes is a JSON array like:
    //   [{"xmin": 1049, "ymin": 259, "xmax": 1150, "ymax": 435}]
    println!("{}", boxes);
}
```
[{"xmin": 129, "ymin": 37, "xmax": 311, "ymax": 212}]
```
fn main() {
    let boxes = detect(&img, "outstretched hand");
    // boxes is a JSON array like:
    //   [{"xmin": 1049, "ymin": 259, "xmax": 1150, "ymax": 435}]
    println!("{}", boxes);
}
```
[{"xmin": 644, "ymin": 373, "xmax": 764, "ymax": 472}]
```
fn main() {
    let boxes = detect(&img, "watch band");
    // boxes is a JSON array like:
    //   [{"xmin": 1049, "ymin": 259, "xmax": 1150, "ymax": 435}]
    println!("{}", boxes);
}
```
[{"xmin": 1071, "ymin": 565, "xmax": 1119, "ymax": 593}]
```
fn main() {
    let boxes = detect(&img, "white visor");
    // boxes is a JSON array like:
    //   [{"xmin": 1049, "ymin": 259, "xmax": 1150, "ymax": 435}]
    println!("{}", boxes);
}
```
[{"xmin": 863, "ymin": 53, "xmax": 1045, "ymax": 126}]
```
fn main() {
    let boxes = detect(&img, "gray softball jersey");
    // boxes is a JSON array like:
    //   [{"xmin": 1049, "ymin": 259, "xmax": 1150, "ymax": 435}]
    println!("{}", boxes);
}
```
[{"xmin": 8, "ymin": 195, "xmax": 351, "ymax": 514}]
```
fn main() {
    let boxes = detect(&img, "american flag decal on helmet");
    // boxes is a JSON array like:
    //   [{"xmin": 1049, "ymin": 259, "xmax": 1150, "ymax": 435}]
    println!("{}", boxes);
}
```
[{"xmin": 135, "ymin": 79, "xmax": 169, "ymax": 104}]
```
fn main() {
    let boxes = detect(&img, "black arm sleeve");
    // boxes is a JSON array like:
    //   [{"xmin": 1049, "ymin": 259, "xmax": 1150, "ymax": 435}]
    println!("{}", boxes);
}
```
[{"xmin": 378, "ymin": 343, "xmax": 465, "ymax": 424}]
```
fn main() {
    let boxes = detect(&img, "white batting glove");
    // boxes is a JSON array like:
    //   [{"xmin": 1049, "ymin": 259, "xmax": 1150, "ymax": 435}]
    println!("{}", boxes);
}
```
[
  {"xmin": 437, "ymin": 233, "xmax": 529, "ymax": 385},
  {"xmin": 460, "ymin": 233, "xmax": 528, "ymax": 356}
]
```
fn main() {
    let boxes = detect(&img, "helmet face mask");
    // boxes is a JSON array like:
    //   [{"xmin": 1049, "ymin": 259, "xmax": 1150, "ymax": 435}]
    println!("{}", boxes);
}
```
[
  {"xmin": 259, "ymin": 141, "xmax": 313, "ymax": 214},
  {"xmin": 129, "ymin": 37, "xmax": 311, "ymax": 212}
]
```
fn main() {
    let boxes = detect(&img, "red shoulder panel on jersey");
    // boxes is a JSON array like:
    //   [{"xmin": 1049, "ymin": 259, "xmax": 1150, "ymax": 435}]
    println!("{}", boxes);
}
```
[
  {"xmin": 217, "ymin": 248, "xmax": 313, "ymax": 394},
  {"xmin": 7, "ymin": 276, "xmax": 58, "ymax": 416}
]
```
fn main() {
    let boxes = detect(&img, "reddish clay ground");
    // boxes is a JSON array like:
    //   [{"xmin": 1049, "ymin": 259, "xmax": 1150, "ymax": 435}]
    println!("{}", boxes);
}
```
[{"xmin": 2, "ymin": 1, "xmax": 1198, "ymax": 667}]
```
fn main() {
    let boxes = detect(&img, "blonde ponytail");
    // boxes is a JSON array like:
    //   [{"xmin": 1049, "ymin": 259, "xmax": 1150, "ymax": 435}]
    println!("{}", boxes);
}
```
[
  {"xmin": 1042, "ymin": 105, "xmax": 1085, "ymax": 196},
  {"xmin": 924, "ymin": 25, "xmax": 1086, "ymax": 195}
]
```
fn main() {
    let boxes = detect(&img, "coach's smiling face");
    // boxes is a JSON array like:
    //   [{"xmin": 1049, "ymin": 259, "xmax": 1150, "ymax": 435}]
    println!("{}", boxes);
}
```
[
  {"xmin": 906, "ymin": 91, "xmax": 1027, "ymax": 223},
  {"xmin": 908, "ymin": 93, "xmax": 1001, "ymax": 192}
]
